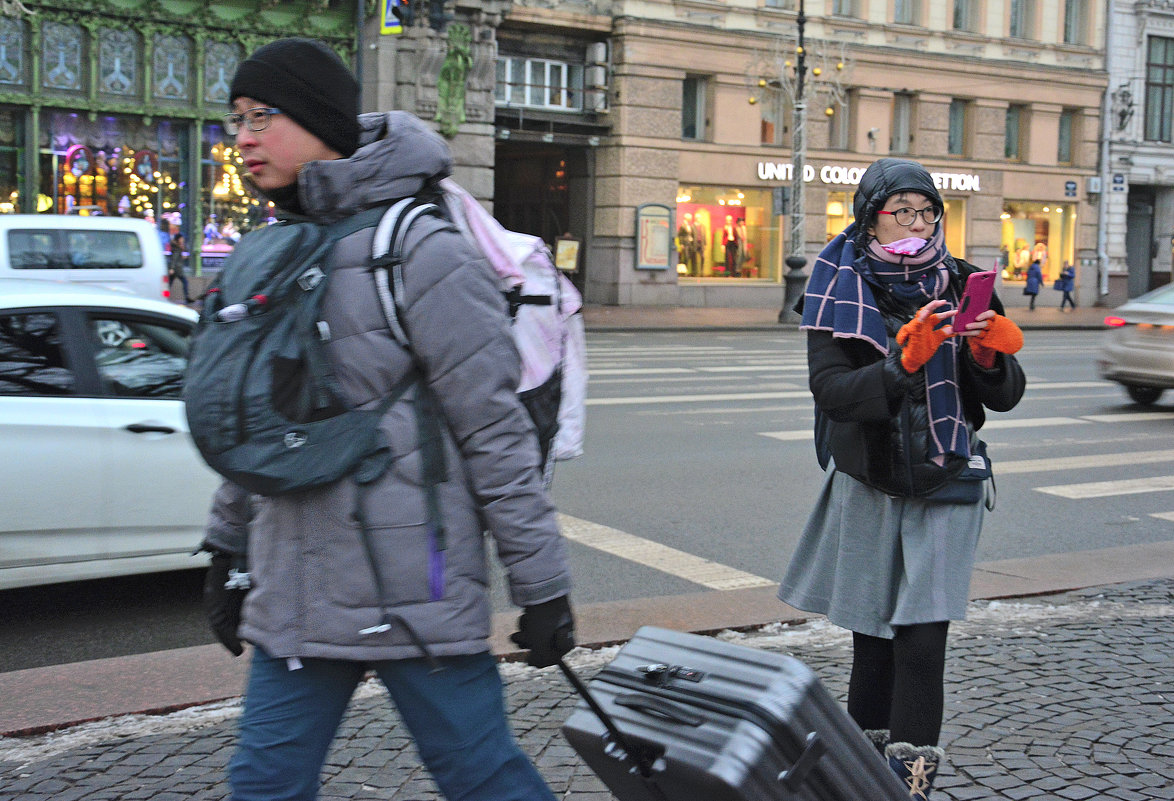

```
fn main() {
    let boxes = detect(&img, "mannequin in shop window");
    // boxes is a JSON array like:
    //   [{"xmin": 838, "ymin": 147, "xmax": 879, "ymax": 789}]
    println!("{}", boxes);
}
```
[
  {"xmin": 678, "ymin": 212, "xmax": 700, "ymax": 276},
  {"xmin": 735, "ymin": 218, "xmax": 751, "ymax": 277},
  {"xmin": 721, "ymin": 214, "xmax": 741, "ymax": 277}
]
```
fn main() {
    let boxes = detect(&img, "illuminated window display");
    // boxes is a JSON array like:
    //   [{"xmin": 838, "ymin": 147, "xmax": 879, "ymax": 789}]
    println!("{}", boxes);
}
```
[
  {"xmin": 676, "ymin": 185, "xmax": 780, "ymax": 280},
  {"xmin": 1000, "ymin": 202, "xmax": 1076, "ymax": 282}
]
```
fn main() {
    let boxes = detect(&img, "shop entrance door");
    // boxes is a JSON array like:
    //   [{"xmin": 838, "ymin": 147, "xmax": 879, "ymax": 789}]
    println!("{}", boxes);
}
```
[
  {"xmin": 494, "ymin": 144, "xmax": 570, "ymax": 245},
  {"xmin": 1126, "ymin": 189, "xmax": 1155, "ymax": 297}
]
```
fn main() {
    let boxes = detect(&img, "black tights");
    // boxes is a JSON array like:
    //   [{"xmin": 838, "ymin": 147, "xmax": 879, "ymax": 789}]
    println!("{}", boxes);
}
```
[{"xmin": 847, "ymin": 622, "xmax": 948, "ymax": 747}]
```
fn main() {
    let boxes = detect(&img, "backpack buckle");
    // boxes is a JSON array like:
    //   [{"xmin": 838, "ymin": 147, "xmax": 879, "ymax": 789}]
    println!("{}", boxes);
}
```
[{"xmin": 298, "ymin": 266, "xmax": 326, "ymax": 291}]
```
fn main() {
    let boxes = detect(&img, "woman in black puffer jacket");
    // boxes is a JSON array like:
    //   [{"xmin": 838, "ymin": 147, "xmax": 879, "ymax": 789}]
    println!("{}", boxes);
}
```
[{"xmin": 779, "ymin": 158, "xmax": 1026, "ymax": 799}]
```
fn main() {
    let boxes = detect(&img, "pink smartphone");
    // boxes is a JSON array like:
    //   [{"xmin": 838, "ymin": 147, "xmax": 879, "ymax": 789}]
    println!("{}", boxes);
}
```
[{"xmin": 953, "ymin": 271, "xmax": 996, "ymax": 331}]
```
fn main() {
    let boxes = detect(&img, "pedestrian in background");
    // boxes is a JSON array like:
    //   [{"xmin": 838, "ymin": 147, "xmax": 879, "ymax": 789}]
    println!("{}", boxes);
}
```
[
  {"xmin": 197, "ymin": 37, "xmax": 574, "ymax": 801},
  {"xmin": 1058, "ymin": 263, "xmax": 1077, "ymax": 311},
  {"xmin": 1024, "ymin": 258, "xmax": 1042, "ymax": 311},
  {"xmin": 778, "ymin": 158, "xmax": 1026, "ymax": 799},
  {"xmin": 167, "ymin": 232, "xmax": 193, "ymax": 303}
]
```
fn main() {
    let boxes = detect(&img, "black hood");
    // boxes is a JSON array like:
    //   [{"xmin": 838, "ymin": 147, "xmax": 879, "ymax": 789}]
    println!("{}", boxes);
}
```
[{"xmin": 851, "ymin": 158, "xmax": 943, "ymax": 243}]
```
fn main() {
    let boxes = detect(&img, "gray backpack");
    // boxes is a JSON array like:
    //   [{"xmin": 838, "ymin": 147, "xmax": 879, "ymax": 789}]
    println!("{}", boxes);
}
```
[{"xmin": 183, "ymin": 203, "xmax": 442, "ymax": 496}]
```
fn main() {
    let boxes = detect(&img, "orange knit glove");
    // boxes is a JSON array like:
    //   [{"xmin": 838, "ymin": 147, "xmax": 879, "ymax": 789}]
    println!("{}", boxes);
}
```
[
  {"xmin": 896, "ymin": 305, "xmax": 954, "ymax": 373},
  {"xmin": 968, "ymin": 314, "xmax": 1023, "ymax": 368}
]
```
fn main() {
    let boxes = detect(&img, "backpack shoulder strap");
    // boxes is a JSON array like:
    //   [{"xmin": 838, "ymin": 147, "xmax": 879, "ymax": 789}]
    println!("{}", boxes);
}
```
[{"xmin": 370, "ymin": 197, "xmax": 440, "ymax": 348}]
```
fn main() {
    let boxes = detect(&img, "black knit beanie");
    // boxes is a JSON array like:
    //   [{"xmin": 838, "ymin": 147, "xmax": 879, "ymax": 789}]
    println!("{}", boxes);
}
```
[{"xmin": 229, "ymin": 38, "xmax": 360, "ymax": 158}]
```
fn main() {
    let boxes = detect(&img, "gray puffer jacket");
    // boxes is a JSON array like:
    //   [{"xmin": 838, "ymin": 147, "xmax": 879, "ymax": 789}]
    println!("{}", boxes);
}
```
[{"xmin": 202, "ymin": 111, "xmax": 571, "ymax": 661}]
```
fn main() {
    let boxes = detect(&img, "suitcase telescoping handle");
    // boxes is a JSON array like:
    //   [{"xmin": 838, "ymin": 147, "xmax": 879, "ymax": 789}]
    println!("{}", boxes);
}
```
[{"xmin": 557, "ymin": 659, "xmax": 664, "ymax": 782}]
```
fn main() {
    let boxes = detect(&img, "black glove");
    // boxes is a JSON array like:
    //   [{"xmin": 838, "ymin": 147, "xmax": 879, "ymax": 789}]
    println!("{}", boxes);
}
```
[
  {"xmin": 509, "ymin": 595, "xmax": 575, "ymax": 668},
  {"xmin": 203, "ymin": 551, "xmax": 248, "ymax": 657}
]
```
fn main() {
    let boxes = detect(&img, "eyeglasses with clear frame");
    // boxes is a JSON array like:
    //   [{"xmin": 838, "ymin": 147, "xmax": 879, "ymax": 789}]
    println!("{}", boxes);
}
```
[
  {"xmin": 876, "ymin": 206, "xmax": 944, "ymax": 226},
  {"xmin": 223, "ymin": 107, "xmax": 283, "ymax": 136}
]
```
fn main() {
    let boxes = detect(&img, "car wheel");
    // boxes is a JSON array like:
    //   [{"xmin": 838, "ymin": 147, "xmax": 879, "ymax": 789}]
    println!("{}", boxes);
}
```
[{"xmin": 1125, "ymin": 385, "xmax": 1164, "ymax": 405}]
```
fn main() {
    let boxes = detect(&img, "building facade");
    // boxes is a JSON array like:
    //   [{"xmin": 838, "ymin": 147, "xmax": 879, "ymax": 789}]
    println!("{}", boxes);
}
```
[
  {"xmin": 0, "ymin": 0, "xmax": 356, "ymax": 271},
  {"xmin": 1101, "ymin": 0, "xmax": 1174, "ymax": 304},
  {"xmin": 483, "ymin": 0, "xmax": 1107, "ymax": 308}
]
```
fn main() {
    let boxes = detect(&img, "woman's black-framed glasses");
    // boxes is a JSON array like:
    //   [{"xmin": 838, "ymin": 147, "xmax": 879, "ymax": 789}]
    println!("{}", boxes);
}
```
[
  {"xmin": 223, "ymin": 107, "xmax": 283, "ymax": 135},
  {"xmin": 876, "ymin": 206, "xmax": 944, "ymax": 226}
]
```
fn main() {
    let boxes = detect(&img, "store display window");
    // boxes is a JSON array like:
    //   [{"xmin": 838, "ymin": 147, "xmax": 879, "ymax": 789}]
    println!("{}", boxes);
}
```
[
  {"xmin": 999, "ymin": 202, "xmax": 1075, "ymax": 283},
  {"xmin": 0, "ymin": 107, "xmax": 22, "ymax": 214},
  {"xmin": 675, "ymin": 186, "xmax": 779, "ymax": 280},
  {"xmin": 200, "ymin": 125, "xmax": 267, "ymax": 271}
]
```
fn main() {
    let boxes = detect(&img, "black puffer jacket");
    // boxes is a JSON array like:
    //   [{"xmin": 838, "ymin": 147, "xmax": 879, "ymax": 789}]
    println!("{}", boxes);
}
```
[{"xmin": 809, "ymin": 257, "xmax": 1026, "ymax": 497}]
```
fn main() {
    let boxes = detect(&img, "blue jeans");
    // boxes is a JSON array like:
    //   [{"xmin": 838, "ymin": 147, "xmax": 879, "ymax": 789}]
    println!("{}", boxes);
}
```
[{"xmin": 229, "ymin": 649, "xmax": 555, "ymax": 801}]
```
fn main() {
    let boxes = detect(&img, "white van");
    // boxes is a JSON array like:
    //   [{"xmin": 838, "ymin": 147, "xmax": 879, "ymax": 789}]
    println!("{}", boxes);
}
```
[{"xmin": 0, "ymin": 214, "xmax": 168, "ymax": 301}]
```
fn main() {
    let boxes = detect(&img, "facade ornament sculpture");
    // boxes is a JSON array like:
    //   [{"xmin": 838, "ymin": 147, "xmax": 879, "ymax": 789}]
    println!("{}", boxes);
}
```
[{"xmin": 435, "ymin": 22, "xmax": 471, "ymax": 137}]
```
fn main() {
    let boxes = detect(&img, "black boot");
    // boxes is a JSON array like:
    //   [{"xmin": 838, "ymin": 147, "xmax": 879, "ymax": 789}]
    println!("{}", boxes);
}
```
[{"xmin": 885, "ymin": 742, "xmax": 944, "ymax": 799}]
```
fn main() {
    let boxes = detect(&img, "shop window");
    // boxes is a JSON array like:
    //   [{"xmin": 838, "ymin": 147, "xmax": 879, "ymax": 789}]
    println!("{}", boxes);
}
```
[
  {"xmin": 41, "ymin": 21, "xmax": 85, "ymax": 93},
  {"xmin": 494, "ymin": 57, "xmax": 584, "ymax": 112},
  {"xmin": 1005, "ymin": 105, "xmax": 1025, "ymax": 160},
  {"xmin": 204, "ymin": 41, "xmax": 242, "ymax": 105},
  {"xmin": 0, "ymin": 16, "xmax": 27, "ymax": 87},
  {"xmin": 0, "ymin": 108, "xmax": 22, "ymax": 213},
  {"xmin": 826, "ymin": 192, "xmax": 851, "ymax": 241},
  {"xmin": 1057, "ymin": 108, "xmax": 1077, "ymax": 164},
  {"xmin": 1009, "ymin": 0, "xmax": 1036, "ymax": 40},
  {"xmin": 682, "ymin": 75, "xmax": 709, "ymax": 141},
  {"xmin": 895, "ymin": 0, "xmax": 922, "ymax": 26},
  {"xmin": 1145, "ymin": 36, "xmax": 1174, "ymax": 144},
  {"xmin": 152, "ymin": 34, "xmax": 192, "ymax": 103},
  {"xmin": 676, "ymin": 186, "xmax": 777, "ymax": 281},
  {"xmin": 1000, "ymin": 202, "xmax": 1076, "ymax": 283},
  {"xmin": 1063, "ymin": 0, "xmax": 1089, "ymax": 46},
  {"xmin": 891, "ymin": 93, "xmax": 913, "ymax": 154},
  {"xmin": 98, "ymin": 29, "xmax": 139, "ymax": 97},
  {"xmin": 942, "ymin": 199, "xmax": 965, "ymax": 260},
  {"xmin": 952, "ymin": 0, "xmax": 980, "ymax": 33},
  {"xmin": 948, "ymin": 99, "xmax": 969, "ymax": 156}
]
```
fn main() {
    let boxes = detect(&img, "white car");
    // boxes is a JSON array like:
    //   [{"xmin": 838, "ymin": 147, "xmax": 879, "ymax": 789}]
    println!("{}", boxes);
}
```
[
  {"xmin": 1097, "ymin": 283, "xmax": 1174, "ymax": 406},
  {"xmin": 0, "ymin": 278, "xmax": 220, "ymax": 589}
]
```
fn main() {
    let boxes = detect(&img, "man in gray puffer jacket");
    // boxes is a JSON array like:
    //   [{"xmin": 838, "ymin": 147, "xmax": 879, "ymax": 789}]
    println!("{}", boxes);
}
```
[{"xmin": 197, "ymin": 38, "xmax": 574, "ymax": 801}]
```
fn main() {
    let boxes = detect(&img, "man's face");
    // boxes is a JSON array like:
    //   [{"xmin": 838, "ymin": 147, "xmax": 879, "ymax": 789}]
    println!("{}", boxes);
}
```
[{"xmin": 231, "ymin": 96, "xmax": 342, "ymax": 192}]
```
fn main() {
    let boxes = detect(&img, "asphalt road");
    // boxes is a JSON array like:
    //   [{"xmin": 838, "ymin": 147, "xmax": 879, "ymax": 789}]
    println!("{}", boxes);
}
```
[{"xmin": 3, "ymin": 328, "xmax": 1171, "ymax": 672}]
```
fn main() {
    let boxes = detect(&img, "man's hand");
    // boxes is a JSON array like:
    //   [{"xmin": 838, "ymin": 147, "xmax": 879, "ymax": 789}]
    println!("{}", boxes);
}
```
[
  {"xmin": 510, "ymin": 595, "xmax": 575, "ymax": 668},
  {"xmin": 896, "ymin": 300, "xmax": 956, "ymax": 373},
  {"xmin": 203, "ymin": 551, "xmax": 248, "ymax": 657}
]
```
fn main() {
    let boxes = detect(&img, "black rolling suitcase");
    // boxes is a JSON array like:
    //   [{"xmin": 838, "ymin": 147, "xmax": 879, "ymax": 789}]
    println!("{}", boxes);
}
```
[{"xmin": 560, "ymin": 626, "xmax": 907, "ymax": 800}]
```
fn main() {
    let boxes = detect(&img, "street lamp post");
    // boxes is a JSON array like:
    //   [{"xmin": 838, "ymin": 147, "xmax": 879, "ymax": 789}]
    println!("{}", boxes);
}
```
[
  {"xmin": 781, "ymin": 0, "xmax": 809, "ymax": 324},
  {"xmin": 747, "ymin": 1, "xmax": 849, "ymax": 323}
]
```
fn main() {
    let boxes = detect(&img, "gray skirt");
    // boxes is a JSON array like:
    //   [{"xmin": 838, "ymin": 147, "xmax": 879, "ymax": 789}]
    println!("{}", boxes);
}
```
[{"xmin": 778, "ymin": 467, "xmax": 984, "ymax": 639}]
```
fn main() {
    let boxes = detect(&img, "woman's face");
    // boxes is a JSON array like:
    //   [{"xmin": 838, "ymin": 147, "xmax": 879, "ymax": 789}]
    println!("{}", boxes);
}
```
[{"xmin": 868, "ymin": 191, "xmax": 937, "ymax": 245}]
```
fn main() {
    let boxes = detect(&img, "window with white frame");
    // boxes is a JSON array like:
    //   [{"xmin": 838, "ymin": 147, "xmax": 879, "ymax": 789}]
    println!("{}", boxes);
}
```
[
  {"xmin": 1145, "ymin": 36, "xmax": 1174, "ymax": 143},
  {"xmin": 952, "ymin": 0, "xmax": 979, "ymax": 32},
  {"xmin": 891, "ymin": 93, "xmax": 913, "ymax": 154},
  {"xmin": 495, "ymin": 56, "xmax": 584, "ymax": 111},
  {"xmin": 895, "ymin": 0, "xmax": 922, "ymax": 26},
  {"xmin": 1062, "ymin": 0, "xmax": 1089, "ymax": 46},
  {"xmin": 832, "ymin": 0, "xmax": 858, "ymax": 18},
  {"xmin": 948, "ymin": 99, "xmax": 969, "ymax": 156},
  {"xmin": 1009, "ymin": 0, "xmax": 1036, "ymax": 40}
]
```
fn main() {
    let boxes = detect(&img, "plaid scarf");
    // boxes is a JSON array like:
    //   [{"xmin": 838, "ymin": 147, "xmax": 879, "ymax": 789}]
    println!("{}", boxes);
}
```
[{"xmin": 801, "ymin": 223, "xmax": 969, "ymax": 460}]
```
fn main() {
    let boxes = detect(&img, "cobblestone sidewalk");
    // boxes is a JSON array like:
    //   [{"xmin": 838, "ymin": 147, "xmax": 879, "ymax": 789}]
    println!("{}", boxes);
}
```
[{"xmin": 2, "ymin": 579, "xmax": 1172, "ymax": 801}]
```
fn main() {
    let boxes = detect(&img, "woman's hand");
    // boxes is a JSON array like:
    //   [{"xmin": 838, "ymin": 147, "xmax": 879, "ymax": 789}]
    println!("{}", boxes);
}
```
[
  {"xmin": 896, "ymin": 300, "xmax": 956, "ymax": 373},
  {"xmin": 953, "ymin": 308, "xmax": 995, "ymax": 338},
  {"xmin": 967, "ymin": 313, "xmax": 1024, "ymax": 368}
]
